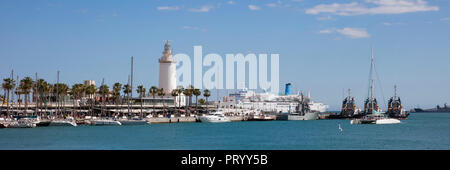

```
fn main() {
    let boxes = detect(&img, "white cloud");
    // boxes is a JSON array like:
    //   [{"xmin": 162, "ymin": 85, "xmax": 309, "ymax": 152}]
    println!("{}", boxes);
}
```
[
  {"xmin": 227, "ymin": 1, "xmax": 235, "ymax": 5},
  {"xmin": 189, "ymin": 5, "xmax": 214, "ymax": 12},
  {"xmin": 306, "ymin": 0, "xmax": 439, "ymax": 16},
  {"xmin": 266, "ymin": 3, "xmax": 277, "ymax": 8},
  {"xmin": 382, "ymin": 22, "xmax": 404, "ymax": 26},
  {"xmin": 157, "ymin": 6, "xmax": 180, "ymax": 11},
  {"xmin": 317, "ymin": 16, "xmax": 334, "ymax": 21},
  {"xmin": 182, "ymin": 26, "xmax": 207, "ymax": 32},
  {"xmin": 248, "ymin": 5, "xmax": 261, "ymax": 11},
  {"xmin": 318, "ymin": 27, "xmax": 370, "ymax": 39},
  {"xmin": 319, "ymin": 29, "xmax": 334, "ymax": 34},
  {"xmin": 336, "ymin": 28, "xmax": 370, "ymax": 39}
]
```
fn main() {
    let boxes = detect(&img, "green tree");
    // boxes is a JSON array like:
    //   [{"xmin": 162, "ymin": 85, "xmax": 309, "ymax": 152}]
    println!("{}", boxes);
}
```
[
  {"xmin": 193, "ymin": 88, "xmax": 201, "ymax": 115},
  {"xmin": 157, "ymin": 88, "xmax": 166, "ymax": 116},
  {"xmin": 99, "ymin": 84, "xmax": 110, "ymax": 116},
  {"xmin": 203, "ymin": 89, "xmax": 211, "ymax": 114},
  {"xmin": 123, "ymin": 84, "xmax": 132, "ymax": 115},
  {"xmin": 171, "ymin": 89, "xmax": 180, "ymax": 116},
  {"xmin": 53, "ymin": 83, "xmax": 69, "ymax": 117},
  {"xmin": 19, "ymin": 77, "xmax": 34, "ymax": 113},
  {"xmin": 70, "ymin": 84, "xmax": 85, "ymax": 118},
  {"xmin": 136, "ymin": 85, "xmax": 146, "ymax": 117},
  {"xmin": 112, "ymin": 82, "xmax": 122, "ymax": 116},
  {"xmin": 182, "ymin": 87, "xmax": 193, "ymax": 115},
  {"xmin": 2, "ymin": 78, "xmax": 16, "ymax": 116},
  {"xmin": 149, "ymin": 86, "xmax": 158, "ymax": 116},
  {"xmin": 85, "ymin": 84, "xmax": 97, "ymax": 116}
]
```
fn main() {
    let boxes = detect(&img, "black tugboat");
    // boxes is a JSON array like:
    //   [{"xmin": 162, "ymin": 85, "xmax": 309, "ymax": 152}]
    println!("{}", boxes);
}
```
[
  {"xmin": 328, "ymin": 89, "xmax": 361, "ymax": 119},
  {"xmin": 386, "ymin": 85, "xmax": 409, "ymax": 119}
]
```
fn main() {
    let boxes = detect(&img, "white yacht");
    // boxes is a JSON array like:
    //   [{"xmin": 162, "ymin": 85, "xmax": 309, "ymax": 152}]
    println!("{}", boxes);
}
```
[
  {"xmin": 117, "ymin": 116, "xmax": 147, "ymax": 125},
  {"xmin": 198, "ymin": 111, "xmax": 231, "ymax": 123},
  {"xmin": 49, "ymin": 116, "xmax": 77, "ymax": 126},
  {"xmin": 350, "ymin": 114, "xmax": 401, "ymax": 124},
  {"xmin": 87, "ymin": 116, "xmax": 122, "ymax": 126},
  {"xmin": 8, "ymin": 118, "xmax": 37, "ymax": 128}
]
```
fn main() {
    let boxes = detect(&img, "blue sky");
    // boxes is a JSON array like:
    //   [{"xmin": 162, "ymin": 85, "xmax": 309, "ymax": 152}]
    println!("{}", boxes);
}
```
[{"xmin": 1, "ymin": 0, "xmax": 449, "ymax": 110}]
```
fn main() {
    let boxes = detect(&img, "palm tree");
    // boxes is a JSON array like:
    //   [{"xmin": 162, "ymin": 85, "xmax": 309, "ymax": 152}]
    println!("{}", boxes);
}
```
[
  {"xmin": 157, "ymin": 88, "xmax": 166, "ymax": 116},
  {"xmin": 20, "ymin": 77, "xmax": 34, "ymax": 113},
  {"xmin": 42, "ymin": 82, "xmax": 51, "ymax": 117},
  {"xmin": 99, "ymin": 84, "xmax": 109, "ymax": 117},
  {"xmin": 15, "ymin": 86, "xmax": 23, "ymax": 112},
  {"xmin": 34, "ymin": 79, "xmax": 46, "ymax": 115},
  {"xmin": 149, "ymin": 86, "xmax": 158, "ymax": 116},
  {"xmin": 193, "ymin": 88, "xmax": 201, "ymax": 115},
  {"xmin": 123, "ymin": 84, "xmax": 132, "ymax": 115},
  {"xmin": 186, "ymin": 85, "xmax": 195, "ymax": 106},
  {"xmin": 203, "ymin": 89, "xmax": 211, "ymax": 114},
  {"xmin": 54, "ymin": 83, "xmax": 69, "ymax": 117},
  {"xmin": 136, "ymin": 85, "xmax": 146, "ymax": 117},
  {"xmin": 112, "ymin": 82, "xmax": 122, "ymax": 116},
  {"xmin": 70, "ymin": 84, "xmax": 84, "ymax": 118},
  {"xmin": 182, "ymin": 87, "xmax": 193, "ymax": 115},
  {"xmin": 2, "ymin": 78, "xmax": 16, "ymax": 116},
  {"xmin": 85, "ymin": 84, "xmax": 97, "ymax": 116},
  {"xmin": 177, "ymin": 87, "xmax": 184, "ymax": 111},
  {"xmin": 171, "ymin": 89, "xmax": 179, "ymax": 116}
]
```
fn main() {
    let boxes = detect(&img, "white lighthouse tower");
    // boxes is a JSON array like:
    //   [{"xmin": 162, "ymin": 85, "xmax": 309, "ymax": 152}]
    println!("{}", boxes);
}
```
[{"xmin": 158, "ymin": 41, "xmax": 177, "ymax": 95}]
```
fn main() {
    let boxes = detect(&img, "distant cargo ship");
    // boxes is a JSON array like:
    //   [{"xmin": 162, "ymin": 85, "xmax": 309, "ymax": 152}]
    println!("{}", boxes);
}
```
[{"xmin": 411, "ymin": 104, "xmax": 450, "ymax": 113}]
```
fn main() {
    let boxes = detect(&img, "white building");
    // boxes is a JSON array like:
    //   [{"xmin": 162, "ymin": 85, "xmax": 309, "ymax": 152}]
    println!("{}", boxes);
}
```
[
  {"xmin": 155, "ymin": 41, "xmax": 186, "ymax": 106},
  {"xmin": 158, "ymin": 41, "xmax": 177, "ymax": 95}
]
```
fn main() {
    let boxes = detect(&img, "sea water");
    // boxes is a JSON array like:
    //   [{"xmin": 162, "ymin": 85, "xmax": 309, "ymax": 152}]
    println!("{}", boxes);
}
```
[{"xmin": 1, "ymin": 113, "xmax": 449, "ymax": 150}]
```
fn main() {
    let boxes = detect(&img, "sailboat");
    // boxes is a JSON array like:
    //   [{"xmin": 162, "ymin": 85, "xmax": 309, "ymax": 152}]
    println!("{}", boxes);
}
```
[
  {"xmin": 87, "ymin": 78, "xmax": 122, "ymax": 126},
  {"xmin": 351, "ymin": 46, "xmax": 400, "ymax": 124},
  {"xmin": 48, "ymin": 71, "xmax": 77, "ymax": 127}
]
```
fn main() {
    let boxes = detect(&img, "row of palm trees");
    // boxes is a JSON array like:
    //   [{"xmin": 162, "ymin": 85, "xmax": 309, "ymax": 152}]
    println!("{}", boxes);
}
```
[{"xmin": 2, "ymin": 76, "xmax": 212, "ymax": 117}]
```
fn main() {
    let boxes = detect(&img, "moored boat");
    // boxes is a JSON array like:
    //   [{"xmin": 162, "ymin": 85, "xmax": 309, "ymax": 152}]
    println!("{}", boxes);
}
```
[
  {"xmin": 287, "ymin": 93, "xmax": 319, "ymax": 121},
  {"xmin": 49, "ymin": 118, "xmax": 77, "ymax": 127},
  {"xmin": 387, "ymin": 85, "xmax": 409, "ymax": 119},
  {"xmin": 118, "ymin": 116, "xmax": 147, "ymax": 125},
  {"xmin": 328, "ymin": 89, "xmax": 362, "ymax": 119},
  {"xmin": 351, "ymin": 114, "xmax": 401, "ymax": 124},
  {"xmin": 7, "ymin": 118, "xmax": 37, "ymax": 128},
  {"xmin": 88, "ymin": 117, "xmax": 122, "ymax": 126},
  {"xmin": 198, "ymin": 111, "xmax": 231, "ymax": 123}
]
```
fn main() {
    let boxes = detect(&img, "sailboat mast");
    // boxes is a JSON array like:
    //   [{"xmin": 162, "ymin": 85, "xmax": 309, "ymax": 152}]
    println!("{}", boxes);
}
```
[
  {"xmin": 370, "ymin": 46, "xmax": 375, "ymax": 109},
  {"xmin": 130, "ymin": 56, "xmax": 133, "ymax": 99},
  {"xmin": 35, "ymin": 72, "xmax": 38, "ymax": 116},
  {"xmin": 101, "ymin": 78, "xmax": 105, "ymax": 116},
  {"xmin": 56, "ymin": 70, "xmax": 60, "ymax": 119}
]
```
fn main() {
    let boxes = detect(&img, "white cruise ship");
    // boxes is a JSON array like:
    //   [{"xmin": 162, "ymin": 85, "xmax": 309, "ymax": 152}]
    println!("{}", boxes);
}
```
[{"xmin": 221, "ymin": 86, "xmax": 328, "ymax": 113}]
